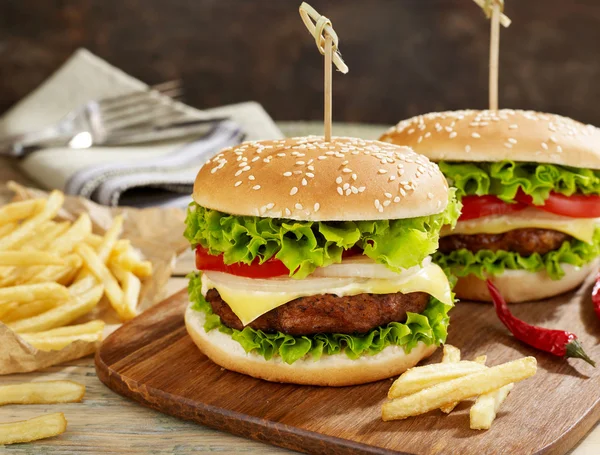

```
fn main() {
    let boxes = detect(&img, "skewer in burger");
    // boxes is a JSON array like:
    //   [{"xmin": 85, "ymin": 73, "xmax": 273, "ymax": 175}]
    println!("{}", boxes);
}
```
[
  {"xmin": 381, "ymin": 110, "xmax": 600, "ymax": 302},
  {"xmin": 184, "ymin": 136, "xmax": 460, "ymax": 386}
]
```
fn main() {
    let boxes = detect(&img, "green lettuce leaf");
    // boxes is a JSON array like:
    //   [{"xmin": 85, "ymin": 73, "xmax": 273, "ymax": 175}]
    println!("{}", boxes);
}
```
[
  {"xmin": 439, "ymin": 161, "xmax": 600, "ymax": 204},
  {"xmin": 188, "ymin": 273, "xmax": 453, "ymax": 365},
  {"xmin": 184, "ymin": 190, "xmax": 461, "ymax": 279},
  {"xmin": 433, "ymin": 227, "xmax": 600, "ymax": 280}
]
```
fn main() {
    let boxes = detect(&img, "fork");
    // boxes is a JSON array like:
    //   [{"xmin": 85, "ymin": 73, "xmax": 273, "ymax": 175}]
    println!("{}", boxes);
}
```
[{"xmin": 0, "ymin": 80, "xmax": 214, "ymax": 157}]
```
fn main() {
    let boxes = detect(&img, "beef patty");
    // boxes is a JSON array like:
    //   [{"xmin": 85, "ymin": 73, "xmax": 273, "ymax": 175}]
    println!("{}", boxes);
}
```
[
  {"xmin": 206, "ymin": 289, "xmax": 430, "ymax": 335},
  {"xmin": 439, "ymin": 228, "xmax": 570, "ymax": 256}
]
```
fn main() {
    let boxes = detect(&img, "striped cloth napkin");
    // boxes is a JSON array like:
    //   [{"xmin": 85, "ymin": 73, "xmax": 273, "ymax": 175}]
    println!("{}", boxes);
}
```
[{"xmin": 0, "ymin": 49, "xmax": 283, "ymax": 208}]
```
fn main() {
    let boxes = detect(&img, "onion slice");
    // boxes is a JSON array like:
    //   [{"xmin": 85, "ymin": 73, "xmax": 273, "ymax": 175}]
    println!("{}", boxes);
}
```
[{"xmin": 311, "ymin": 255, "xmax": 432, "ymax": 279}]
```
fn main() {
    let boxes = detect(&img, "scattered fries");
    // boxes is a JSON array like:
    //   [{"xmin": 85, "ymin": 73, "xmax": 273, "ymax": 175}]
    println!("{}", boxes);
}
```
[
  {"xmin": 382, "ymin": 345, "xmax": 537, "ymax": 430},
  {"xmin": 0, "ymin": 190, "xmax": 153, "ymax": 351},
  {"xmin": 20, "ymin": 320, "xmax": 105, "ymax": 351},
  {"xmin": 0, "ymin": 413, "xmax": 67, "ymax": 445},
  {"xmin": 0, "ymin": 381, "xmax": 85, "ymax": 405}
]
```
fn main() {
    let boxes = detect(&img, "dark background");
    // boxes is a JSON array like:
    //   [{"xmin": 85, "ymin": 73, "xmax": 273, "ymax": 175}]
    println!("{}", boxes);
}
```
[{"xmin": 1, "ymin": 0, "xmax": 599, "ymax": 125}]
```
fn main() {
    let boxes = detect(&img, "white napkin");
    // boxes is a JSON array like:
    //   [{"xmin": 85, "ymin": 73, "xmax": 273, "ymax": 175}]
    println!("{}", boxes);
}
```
[{"xmin": 0, "ymin": 49, "xmax": 283, "ymax": 207}]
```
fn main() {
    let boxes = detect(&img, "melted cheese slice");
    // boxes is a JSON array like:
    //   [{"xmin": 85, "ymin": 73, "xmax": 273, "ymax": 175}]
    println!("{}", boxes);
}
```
[
  {"xmin": 441, "ymin": 207, "xmax": 599, "ymax": 244},
  {"xmin": 201, "ymin": 263, "xmax": 453, "ymax": 326}
]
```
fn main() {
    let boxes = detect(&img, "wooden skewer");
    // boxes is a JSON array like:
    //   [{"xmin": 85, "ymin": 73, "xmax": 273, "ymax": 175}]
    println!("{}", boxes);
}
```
[
  {"xmin": 324, "ymin": 34, "xmax": 333, "ymax": 142},
  {"xmin": 299, "ymin": 3, "xmax": 348, "ymax": 142},
  {"xmin": 489, "ymin": 2, "xmax": 501, "ymax": 110}
]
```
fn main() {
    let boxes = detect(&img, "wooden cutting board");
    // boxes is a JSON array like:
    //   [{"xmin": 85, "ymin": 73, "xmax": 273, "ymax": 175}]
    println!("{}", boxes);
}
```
[{"xmin": 95, "ymin": 274, "xmax": 600, "ymax": 455}]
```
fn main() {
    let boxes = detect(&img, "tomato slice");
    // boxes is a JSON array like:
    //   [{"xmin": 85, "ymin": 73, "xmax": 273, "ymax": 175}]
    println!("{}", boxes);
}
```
[
  {"xmin": 514, "ymin": 190, "xmax": 600, "ymax": 218},
  {"xmin": 459, "ymin": 195, "xmax": 527, "ymax": 221},
  {"xmin": 195, "ymin": 246, "xmax": 363, "ymax": 278}
]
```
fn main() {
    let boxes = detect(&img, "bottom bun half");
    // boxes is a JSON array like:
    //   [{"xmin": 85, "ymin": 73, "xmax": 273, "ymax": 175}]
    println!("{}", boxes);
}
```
[
  {"xmin": 185, "ymin": 305, "xmax": 437, "ymax": 387},
  {"xmin": 454, "ymin": 261, "xmax": 598, "ymax": 303}
]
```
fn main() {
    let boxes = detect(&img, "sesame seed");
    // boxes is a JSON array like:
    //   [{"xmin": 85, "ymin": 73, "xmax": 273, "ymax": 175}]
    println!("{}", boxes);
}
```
[
  {"xmin": 351, "ymin": 174, "xmax": 357, "ymax": 181},
  {"xmin": 343, "ymin": 183, "xmax": 350, "ymax": 190},
  {"xmin": 342, "ymin": 168, "xmax": 352, "ymax": 173},
  {"xmin": 234, "ymin": 181, "xmax": 242, "ymax": 187},
  {"xmin": 283, "ymin": 171, "xmax": 292, "ymax": 177},
  {"xmin": 427, "ymin": 192, "xmax": 434, "ymax": 200},
  {"xmin": 509, "ymin": 124, "xmax": 518, "ymax": 130},
  {"xmin": 285, "ymin": 208, "xmax": 291, "ymax": 216},
  {"xmin": 449, "ymin": 132, "xmax": 457, "ymax": 139},
  {"xmin": 290, "ymin": 187, "xmax": 298, "ymax": 196},
  {"xmin": 306, "ymin": 172, "xmax": 315, "ymax": 178},
  {"xmin": 252, "ymin": 185, "xmax": 261, "ymax": 190},
  {"xmin": 234, "ymin": 170, "xmax": 243, "ymax": 177},
  {"xmin": 308, "ymin": 165, "xmax": 315, "ymax": 171},
  {"xmin": 345, "ymin": 189, "xmax": 352, "ymax": 196},
  {"xmin": 374, "ymin": 199, "xmax": 381, "ymax": 209},
  {"xmin": 393, "ymin": 196, "xmax": 401, "ymax": 203},
  {"xmin": 384, "ymin": 192, "xmax": 392, "ymax": 198},
  {"xmin": 314, "ymin": 203, "xmax": 320, "ymax": 212},
  {"xmin": 504, "ymin": 143, "xmax": 513, "ymax": 149},
  {"xmin": 471, "ymin": 132, "xmax": 481, "ymax": 139},
  {"xmin": 549, "ymin": 136, "xmax": 558, "ymax": 144},
  {"xmin": 389, "ymin": 175, "xmax": 396, "ymax": 181},
  {"xmin": 248, "ymin": 175, "xmax": 255, "ymax": 180},
  {"xmin": 296, "ymin": 161, "xmax": 305, "ymax": 166},
  {"xmin": 465, "ymin": 145, "xmax": 472, "ymax": 153},
  {"xmin": 351, "ymin": 186, "xmax": 358, "ymax": 194},
  {"xmin": 541, "ymin": 142, "xmax": 548, "ymax": 150},
  {"xmin": 295, "ymin": 203, "xmax": 303, "ymax": 210},
  {"xmin": 336, "ymin": 176, "xmax": 343, "ymax": 184},
  {"xmin": 378, "ymin": 169, "xmax": 388, "ymax": 174},
  {"xmin": 358, "ymin": 186, "xmax": 366, "ymax": 193},
  {"xmin": 242, "ymin": 165, "xmax": 251, "ymax": 171},
  {"xmin": 318, "ymin": 156, "xmax": 327, "ymax": 160},
  {"xmin": 293, "ymin": 170, "xmax": 302, "ymax": 175},
  {"xmin": 508, "ymin": 138, "xmax": 517, "ymax": 144},
  {"xmin": 337, "ymin": 187, "xmax": 343, "ymax": 196},
  {"xmin": 424, "ymin": 132, "xmax": 432, "ymax": 138}
]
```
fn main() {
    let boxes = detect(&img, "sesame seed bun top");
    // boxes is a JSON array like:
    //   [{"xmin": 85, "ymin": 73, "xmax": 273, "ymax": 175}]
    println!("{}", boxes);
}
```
[
  {"xmin": 193, "ymin": 136, "xmax": 449, "ymax": 221},
  {"xmin": 380, "ymin": 109, "xmax": 600, "ymax": 169}
]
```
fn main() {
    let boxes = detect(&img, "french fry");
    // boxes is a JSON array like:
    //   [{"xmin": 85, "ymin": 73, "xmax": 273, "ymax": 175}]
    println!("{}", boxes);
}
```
[
  {"xmin": 0, "ymin": 251, "xmax": 64, "ymax": 266},
  {"xmin": 0, "ymin": 191, "xmax": 64, "ymax": 250},
  {"xmin": 49, "ymin": 213, "xmax": 92, "ymax": 255},
  {"xmin": 21, "ymin": 332, "xmax": 103, "ymax": 351},
  {"xmin": 0, "ymin": 300, "xmax": 61, "ymax": 323},
  {"xmin": 28, "ymin": 254, "xmax": 83, "ymax": 286},
  {"xmin": 22, "ymin": 320, "xmax": 105, "ymax": 337},
  {"xmin": 441, "ymin": 344, "xmax": 461, "ymax": 363},
  {"xmin": 0, "ymin": 199, "xmax": 43, "ymax": 225},
  {"xmin": 110, "ymin": 264, "xmax": 140, "ymax": 318},
  {"xmin": 470, "ymin": 383, "xmax": 514, "ymax": 430},
  {"xmin": 8, "ymin": 285, "xmax": 104, "ymax": 333},
  {"xmin": 0, "ymin": 222, "xmax": 16, "ymax": 238},
  {"xmin": 440, "ymin": 345, "xmax": 461, "ymax": 414},
  {"xmin": 382, "ymin": 357, "xmax": 537, "ymax": 421},
  {"xmin": 76, "ymin": 244, "xmax": 135, "ymax": 320},
  {"xmin": 69, "ymin": 276, "xmax": 98, "ymax": 295},
  {"xmin": 76, "ymin": 215, "xmax": 123, "ymax": 283},
  {"xmin": 0, "ymin": 381, "xmax": 85, "ymax": 405},
  {"xmin": 388, "ymin": 361, "xmax": 488, "ymax": 399},
  {"xmin": 0, "ymin": 413, "xmax": 67, "ymax": 445},
  {"xmin": 441, "ymin": 352, "xmax": 488, "ymax": 414},
  {"xmin": 0, "ymin": 282, "xmax": 69, "ymax": 304},
  {"xmin": 110, "ymin": 248, "xmax": 153, "ymax": 278},
  {"xmin": 0, "ymin": 302, "xmax": 19, "ymax": 320}
]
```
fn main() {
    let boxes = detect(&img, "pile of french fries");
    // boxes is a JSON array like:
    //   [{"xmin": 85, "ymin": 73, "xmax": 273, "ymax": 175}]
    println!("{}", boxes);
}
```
[
  {"xmin": 0, "ymin": 380, "xmax": 85, "ymax": 444},
  {"xmin": 382, "ymin": 345, "xmax": 537, "ymax": 430},
  {"xmin": 0, "ymin": 190, "xmax": 152, "ymax": 351}
]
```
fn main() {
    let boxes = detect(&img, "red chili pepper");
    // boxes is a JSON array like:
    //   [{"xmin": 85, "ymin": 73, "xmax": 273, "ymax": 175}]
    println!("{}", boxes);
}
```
[
  {"xmin": 486, "ymin": 279, "xmax": 595, "ymax": 366},
  {"xmin": 593, "ymin": 273, "xmax": 600, "ymax": 321}
]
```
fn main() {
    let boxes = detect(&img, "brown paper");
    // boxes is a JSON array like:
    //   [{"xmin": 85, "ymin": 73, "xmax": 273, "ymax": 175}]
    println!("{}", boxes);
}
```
[{"xmin": 0, "ymin": 182, "xmax": 188, "ymax": 374}]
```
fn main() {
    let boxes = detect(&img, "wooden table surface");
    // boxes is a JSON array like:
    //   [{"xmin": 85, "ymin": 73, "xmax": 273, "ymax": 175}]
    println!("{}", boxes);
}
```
[{"xmin": 1, "ymin": 152, "xmax": 600, "ymax": 455}]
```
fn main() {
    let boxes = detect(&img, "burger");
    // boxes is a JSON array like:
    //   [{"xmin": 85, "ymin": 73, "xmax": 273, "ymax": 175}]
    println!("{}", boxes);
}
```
[
  {"xmin": 380, "ymin": 109, "xmax": 600, "ymax": 303},
  {"xmin": 184, "ymin": 136, "xmax": 460, "ymax": 386}
]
